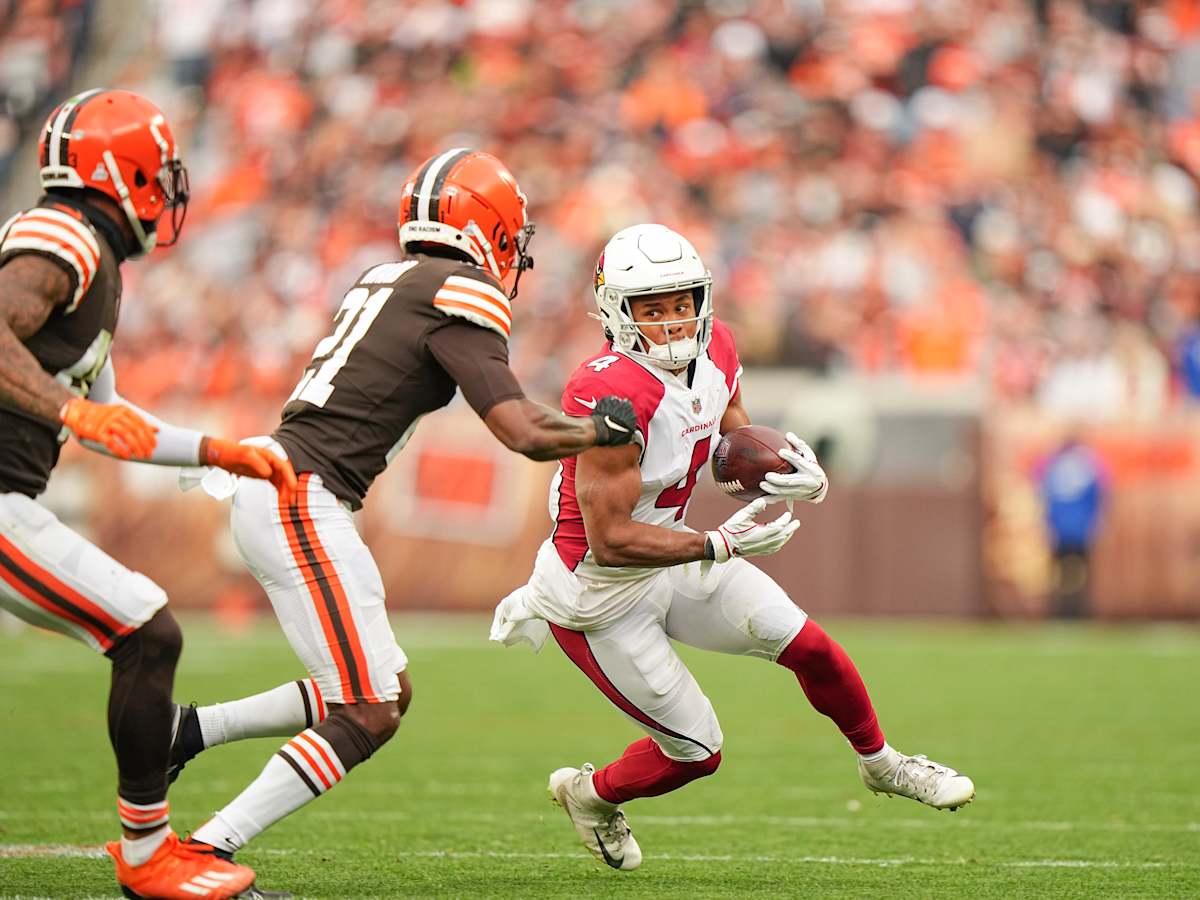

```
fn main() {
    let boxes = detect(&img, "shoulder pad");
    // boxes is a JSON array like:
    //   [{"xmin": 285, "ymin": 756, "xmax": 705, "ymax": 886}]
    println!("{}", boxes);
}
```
[
  {"xmin": 432, "ymin": 270, "xmax": 512, "ymax": 340},
  {"xmin": 0, "ymin": 207, "xmax": 101, "ymax": 313}
]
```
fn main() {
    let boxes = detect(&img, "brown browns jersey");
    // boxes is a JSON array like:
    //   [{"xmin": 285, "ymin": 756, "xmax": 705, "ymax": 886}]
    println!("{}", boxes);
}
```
[
  {"xmin": 0, "ymin": 198, "xmax": 122, "ymax": 498},
  {"xmin": 274, "ymin": 254, "xmax": 525, "ymax": 509}
]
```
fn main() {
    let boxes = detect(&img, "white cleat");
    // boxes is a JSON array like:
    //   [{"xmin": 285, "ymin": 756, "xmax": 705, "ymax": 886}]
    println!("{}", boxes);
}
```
[
  {"xmin": 547, "ymin": 764, "xmax": 642, "ymax": 871},
  {"xmin": 859, "ymin": 752, "xmax": 976, "ymax": 811}
]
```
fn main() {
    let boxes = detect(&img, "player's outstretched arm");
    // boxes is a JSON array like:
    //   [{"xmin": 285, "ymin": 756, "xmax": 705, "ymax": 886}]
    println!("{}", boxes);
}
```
[
  {"xmin": 577, "ymin": 444, "xmax": 709, "ymax": 567},
  {"xmin": 83, "ymin": 360, "xmax": 297, "ymax": 502},
  {"xmin": 483, "ymin": 396, "xmax": 637, "ymax": 461}
]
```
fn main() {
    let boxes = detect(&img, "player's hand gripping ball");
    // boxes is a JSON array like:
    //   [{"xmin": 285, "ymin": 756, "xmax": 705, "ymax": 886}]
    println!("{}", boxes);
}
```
[{"xmin": 712, "ymin": 425, "xmax": 828, "ymax": 504}]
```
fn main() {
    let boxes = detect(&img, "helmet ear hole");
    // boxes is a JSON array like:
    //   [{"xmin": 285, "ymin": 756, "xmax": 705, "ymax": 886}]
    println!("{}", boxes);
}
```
[
  {"xmin": 498, "ymin": 233, "xmax": 508, "ymax": 252},
  {"xmin": 134, "ymin": 170, "xmax": 148, "ymax": 188}
]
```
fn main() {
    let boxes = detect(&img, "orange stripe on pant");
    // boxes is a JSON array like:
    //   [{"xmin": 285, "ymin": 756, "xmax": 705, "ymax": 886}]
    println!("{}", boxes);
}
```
[
  {"xmin": 0, "ymin": 532, "xmax": 127, "ymax": 648},
  {"xmin": 277, "ymin": 475, "xmax": 382, "ymax": 703}
]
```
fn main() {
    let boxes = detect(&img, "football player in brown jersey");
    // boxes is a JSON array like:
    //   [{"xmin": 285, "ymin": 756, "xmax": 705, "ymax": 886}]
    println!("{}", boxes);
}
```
[
  {"xmin": 163, "ymin": 150, "xmax": 638, "ymax": 870},
  {"xmin": 0, "ymin": 90, "xmax": 296, "ymax": 899}
]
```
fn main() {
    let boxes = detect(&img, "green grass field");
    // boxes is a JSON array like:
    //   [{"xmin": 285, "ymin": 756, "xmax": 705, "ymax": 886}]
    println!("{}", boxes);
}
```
[{"xmin": 0, "ymin": 614, "xmax": 1197, "ymax": 898}]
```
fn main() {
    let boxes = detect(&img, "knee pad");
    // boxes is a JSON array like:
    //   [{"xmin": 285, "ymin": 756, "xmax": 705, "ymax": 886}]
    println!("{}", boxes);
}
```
[
  {"xmin": 107, "ymin": 608, "xmax": 182, "ymax": 669},
  {"xmin": 318, "ymin": 708, "xmax": 386, "ymax": 770},
  {"xmin": 336, "ymin": 702, "xmax": 399, "ymax": 746}
]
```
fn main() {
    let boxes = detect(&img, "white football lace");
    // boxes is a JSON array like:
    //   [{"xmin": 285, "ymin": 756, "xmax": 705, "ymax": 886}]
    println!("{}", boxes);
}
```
[{"xmin": 890, "ymin": 754, "xmax": 953, "ymax": 799}]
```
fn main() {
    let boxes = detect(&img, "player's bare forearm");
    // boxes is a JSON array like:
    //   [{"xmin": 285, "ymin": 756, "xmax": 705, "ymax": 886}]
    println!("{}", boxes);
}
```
[
  {"xmin": 0, "ymin": 256, "xmax": 74, "ymax": 421},
  {"xmin": 588, "ymin": 517, "xmax": 708, "ymax": 567},
  {"xmin": 577, "ymin": 444, "xmax": 708, "ymax": 567},
  {"xmin": 720, "ymin": 387, "xmax": 750, "ymax": 433},
  {"xmin": 484, "ymin": 398, "xmax": 598, "ymax": 461}
]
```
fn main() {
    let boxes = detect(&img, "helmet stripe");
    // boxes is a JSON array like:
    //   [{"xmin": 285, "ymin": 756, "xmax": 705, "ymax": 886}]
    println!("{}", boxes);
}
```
[
  {"xmin": 407, "ymin": 155, "xmax": 439, "ymax": 223},
  {"xmin": 427, "ymin": 148, "xmax": 471, "ymax": 221},
  {"xmin": 48, "ymin": 89, "xmax": 103, "ymax": 169},
  {"xmin": 415, "ymin": 147, "xmax": 470, "ymax": 222}
]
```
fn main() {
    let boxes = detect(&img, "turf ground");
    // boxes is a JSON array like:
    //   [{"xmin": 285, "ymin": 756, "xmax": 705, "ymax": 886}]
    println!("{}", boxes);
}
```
[{"xmin": 0, "ymin": 615, "xmax": 1197, "ymax": 898}]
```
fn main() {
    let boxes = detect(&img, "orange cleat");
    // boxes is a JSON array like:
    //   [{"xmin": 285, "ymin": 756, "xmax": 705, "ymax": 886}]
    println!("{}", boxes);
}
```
[{"xmin": 106, "ymin": 831, "xmax": 257, "ymax": 899}]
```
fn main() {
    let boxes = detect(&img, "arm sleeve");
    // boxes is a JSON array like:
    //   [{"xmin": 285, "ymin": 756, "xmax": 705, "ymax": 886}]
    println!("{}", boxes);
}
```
[
  {"xmin": 425, "ymin": 320, "xmax": 525, "ymax": 418},
  {"xmin": 82, "ymin": 358, "xmax": 204, "ymax": 466}
]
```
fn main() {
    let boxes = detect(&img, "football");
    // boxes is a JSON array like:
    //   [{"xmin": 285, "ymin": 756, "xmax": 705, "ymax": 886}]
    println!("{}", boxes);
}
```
[{"xmin": 711, "ymin": 425, "xmax": 795, "ymax": 503}]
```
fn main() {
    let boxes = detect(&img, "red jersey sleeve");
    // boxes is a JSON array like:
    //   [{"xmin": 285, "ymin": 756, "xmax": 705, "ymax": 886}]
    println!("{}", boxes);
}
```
[
  {"xmin": 706, "ymin": 317, "xmax": 743, "ymax": 395},
  {"xmin": 561, "ymin": 348, "xmax": 665, "ymax": 450}
]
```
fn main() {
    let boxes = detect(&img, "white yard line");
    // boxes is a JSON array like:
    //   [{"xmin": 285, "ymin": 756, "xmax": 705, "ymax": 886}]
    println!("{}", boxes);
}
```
[
  {"xmin": 3, "ymin": 809, "xmax": 1197, "ymax": 835},
  {"xmin": 0, "ymin": 843, "xmax": 1189, "ymax": 871}
]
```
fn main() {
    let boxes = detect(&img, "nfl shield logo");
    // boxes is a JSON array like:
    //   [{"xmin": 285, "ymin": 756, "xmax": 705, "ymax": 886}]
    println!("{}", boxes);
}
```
[{"xmin": 692, "ymin": 397, "xmax": 702, "ymax": 415}]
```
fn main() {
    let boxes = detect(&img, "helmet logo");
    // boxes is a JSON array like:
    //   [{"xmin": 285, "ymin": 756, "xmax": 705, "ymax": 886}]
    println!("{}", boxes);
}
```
[
  {"xmin": 594, "ymin": 252, "xmax": 605, "ymax": 290},
  {"xmin": 91, "ymin": 162, "xmax": 108, "ymax": 181}
]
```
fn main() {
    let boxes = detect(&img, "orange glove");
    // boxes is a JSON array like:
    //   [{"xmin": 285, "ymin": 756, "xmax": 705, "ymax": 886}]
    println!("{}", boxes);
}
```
[
  {"xmin": 59, "ymin": 398, "xmax": 158, "ymax": 460},
  {"xmin": 202, "ymin": 437, "xmax": 298, "ymax": 506}
]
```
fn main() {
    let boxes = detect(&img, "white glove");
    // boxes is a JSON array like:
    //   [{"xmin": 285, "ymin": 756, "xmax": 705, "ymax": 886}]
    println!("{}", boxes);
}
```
[
  {"xmin": 760, "ymin": 432, "xmax": 828, "ymax": 506},
  {"xmin": 704, "ymin": 497, "xmax": 801, "ymax": 564}
]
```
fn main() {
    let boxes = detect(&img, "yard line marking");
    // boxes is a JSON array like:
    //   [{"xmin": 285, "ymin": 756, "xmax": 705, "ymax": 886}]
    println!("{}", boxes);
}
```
[
  {"xmin": 0, "ymin": 843, "xmax": 106, "ymax": 858},
  {"xmin": 632, "ymin": 814, "xmax": 1200, "ymax": 834},
  {"xmin": 3, "ymin": 809, "xmax": 1198, "ymax": 836},
  {"xmin": 2, "ymin": 843, "xmax": 1191, "ymax": 870}
]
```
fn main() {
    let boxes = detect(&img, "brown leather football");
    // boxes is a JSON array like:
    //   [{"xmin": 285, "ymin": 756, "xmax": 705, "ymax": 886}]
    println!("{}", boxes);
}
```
[{"xmin": 711, "ymin": 425, "xmax": 795, "ymax": 503}]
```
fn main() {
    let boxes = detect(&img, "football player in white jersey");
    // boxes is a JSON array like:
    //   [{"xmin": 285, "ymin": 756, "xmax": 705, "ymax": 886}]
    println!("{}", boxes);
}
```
[{"xmin": 490, "ymin": 223, "xmax": 976, "ymax": 870}]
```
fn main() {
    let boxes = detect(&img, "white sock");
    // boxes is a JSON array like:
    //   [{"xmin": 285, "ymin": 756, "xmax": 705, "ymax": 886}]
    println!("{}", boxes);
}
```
[
  {"xmin": 858, "ymin": 742, "xmax": 901, "ymax": 775},
  {"xmin": 197, "ymin": 680, "xmax": 323, "ymax": 748},
  {"xmin": 121, "ymin": 824, "xmax": 170, "ymax": 867},
  {"xmin": 192, "ymin": 728, "xmax": 346, "ymax": 852}
]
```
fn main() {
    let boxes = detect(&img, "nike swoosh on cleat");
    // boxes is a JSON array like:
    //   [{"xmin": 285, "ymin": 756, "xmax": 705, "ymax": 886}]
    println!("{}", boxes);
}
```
[
  {"xmin": 574, "ymin": 396, "xmax": 598, "ymax": 409},
  {"xmin": 592, "ymin": 827, "xmax": 622, "ymax": 869}
]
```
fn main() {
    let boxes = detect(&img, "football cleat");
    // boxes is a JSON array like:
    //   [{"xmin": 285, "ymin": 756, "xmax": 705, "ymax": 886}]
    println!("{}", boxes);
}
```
[
  {"xmin": 179, "ymin": 840, "xmax": 292, "ymax": 899},
  {"xmin": 107, "ymin": 831, "xmax": 258, "ymax": 899},
  {"xmin": 859, "ymin": 752, "xmax": 975, "ymax": 810},
  {"xmin": 548, "ymin": 764, "xmax": 642, "ymax": 871},
  {"xmin": 167, "ymin": 702, "xmax": 205, "ymax": 785}
]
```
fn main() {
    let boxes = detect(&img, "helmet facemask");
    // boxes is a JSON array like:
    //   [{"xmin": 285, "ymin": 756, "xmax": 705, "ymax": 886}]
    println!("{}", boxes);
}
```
[
  {"xmin": 506, "ymin": 221, "xmax": 536, "ymax": 300},
  {"xmin": 153, "ymin": 157, "xmax": 190, "ymax": 248},
  {"xmin": 598, "ymin": 278, "xmax": 714, "ymax": 370}
]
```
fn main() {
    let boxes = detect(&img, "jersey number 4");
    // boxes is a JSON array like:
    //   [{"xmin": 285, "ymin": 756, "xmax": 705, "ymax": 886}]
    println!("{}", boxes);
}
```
[
  {"xmin": 288, "ymin": 276, "xmax": 407, "ymax": 408},
  {"xmin": 655, "ymin": 436, "xmax": 711, "ymax": 522}
]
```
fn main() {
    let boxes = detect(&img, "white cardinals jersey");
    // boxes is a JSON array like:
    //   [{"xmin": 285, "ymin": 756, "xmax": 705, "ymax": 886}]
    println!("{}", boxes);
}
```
[{"xmin": 549, "ymin": 318, "xmax": 742, "ymax": 584}]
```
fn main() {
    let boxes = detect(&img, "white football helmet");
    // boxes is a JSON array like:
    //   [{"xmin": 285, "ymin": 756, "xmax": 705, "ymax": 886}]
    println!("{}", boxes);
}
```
[{"xmin": 593, "ymin": 224, "xmax": 713, "ymax": 369}]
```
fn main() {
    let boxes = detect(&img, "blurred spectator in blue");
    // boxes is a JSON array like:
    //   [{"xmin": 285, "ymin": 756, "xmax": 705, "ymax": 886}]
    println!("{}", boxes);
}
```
[{"xmin": 1038, "ymin": 437, "xmax": 1108, "ymax": 618}]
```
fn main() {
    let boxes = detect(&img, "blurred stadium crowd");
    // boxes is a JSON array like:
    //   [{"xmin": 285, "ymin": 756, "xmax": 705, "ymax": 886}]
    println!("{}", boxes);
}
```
[
  {"xmin": 6, "ymin": 0, "xmax": 1200, "ymax": 425},
  {"xmin": 0, "ymin": 0, "xmax": 95, "ymax": 182}
]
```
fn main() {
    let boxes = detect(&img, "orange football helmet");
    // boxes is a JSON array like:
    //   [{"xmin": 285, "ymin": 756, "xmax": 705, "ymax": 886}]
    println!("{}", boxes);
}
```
[
  {"xmin": 39, "ymin": 89, "xmax": 189, "ymax": 256},
  {"xmin": 397, "ymin": 148, "xmax": 534, "ymax": 296}
]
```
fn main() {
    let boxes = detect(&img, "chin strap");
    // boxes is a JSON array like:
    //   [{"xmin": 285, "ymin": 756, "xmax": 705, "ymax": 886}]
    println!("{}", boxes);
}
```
[{"xmin": 103, "ymin": 150, "xmax": 156, "ymax": 255}]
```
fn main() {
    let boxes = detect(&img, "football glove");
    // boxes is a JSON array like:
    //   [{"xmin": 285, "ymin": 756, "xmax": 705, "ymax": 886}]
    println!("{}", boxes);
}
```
[
  {"xmin": 591, "ymin": 396, "xmax": 638, "ymax": 447},
  {"xmin": 60, "ymin": 398, "xmax": 157, "ymax": 460},
  {"xmin": 203, "ymin": 437, "xmax": 298, "ymax": 506},
  {"xmin": 760, "ymin": 432, "xmax": 828, "ymax": 506},
  {"xmin": 704, "ymin": 497, "xmax": 800, "ymax": 564}
]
